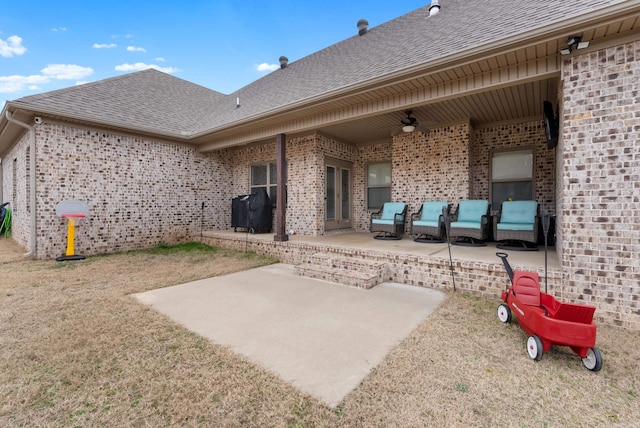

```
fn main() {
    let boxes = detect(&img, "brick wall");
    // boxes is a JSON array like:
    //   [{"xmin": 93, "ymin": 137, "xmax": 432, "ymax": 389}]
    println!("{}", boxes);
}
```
[
  {"xmin": 2, "ymin": 132, "xmax": 30, "ymax": 249},
  {"xmin": 560, "ymin": 40, "xmax": 640, "ymax": 329},
  {"xmin": 8, "ymin": 121, "xmax": 233, "ymax": 258},
  {"xmin": 392, "ymin": 122, "xmax": 472, "ymax": 222},
  {"xmin": 473, "ymin": 120, "xmax": 556, "ymax": 214},
  {"xmin": 229, "ymin": 135, "xmax": 324, "ymax": 235},
  {"xmin": 353, "ymin": 141, "xmax": 392, "ymax": 231}
]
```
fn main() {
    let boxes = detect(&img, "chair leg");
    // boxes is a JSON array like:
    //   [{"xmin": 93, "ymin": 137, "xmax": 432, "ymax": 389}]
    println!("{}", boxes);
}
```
[
  {"xmin": 413, "ymin": 234, "xmax": 444, "ymax": 243},
  {"xmin": 496, "ymin": 241, "xmax": 538, "ymax": 251},
  {"xmin": 451, "ymin": 237, "xmax": 487, "ymax": 247},
  {"xmin": 374, "ymin": 231, "xmax": 402, "ymax": 240}
]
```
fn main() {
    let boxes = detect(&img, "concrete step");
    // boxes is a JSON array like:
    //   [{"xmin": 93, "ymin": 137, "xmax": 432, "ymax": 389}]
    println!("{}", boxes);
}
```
[{"xmin": 294, "ymin": 253, "xmax": 388, "ymax": 289}]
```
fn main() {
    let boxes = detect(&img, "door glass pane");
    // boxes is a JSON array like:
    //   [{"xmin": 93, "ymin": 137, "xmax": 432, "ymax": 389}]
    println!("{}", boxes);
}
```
[
  {"xmin": 326, "ymin": 166, "xmax": 335, "ymax": 221},
  {"xmin": 341, "ymin": 168, "xmax": 350, "ymax": 221}
]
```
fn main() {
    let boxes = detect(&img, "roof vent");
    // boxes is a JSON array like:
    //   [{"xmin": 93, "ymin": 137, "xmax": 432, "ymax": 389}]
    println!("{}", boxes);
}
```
[
  {"xmin": 428, "ymin": 0, "xmax": 441, "ymax": 17},
  {"xmin": 357, "ymin": 19, "xmax": 369, "ymax": 36},
  {"xmin": 279, "ymin": 56, "xmax": 288, "ymax": 69}
]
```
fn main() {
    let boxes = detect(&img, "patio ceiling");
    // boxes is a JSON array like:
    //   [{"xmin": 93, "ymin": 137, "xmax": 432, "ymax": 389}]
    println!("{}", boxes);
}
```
[{"xmin": 316, "ymin": 77, "xmax": 558, "ymax": 145}]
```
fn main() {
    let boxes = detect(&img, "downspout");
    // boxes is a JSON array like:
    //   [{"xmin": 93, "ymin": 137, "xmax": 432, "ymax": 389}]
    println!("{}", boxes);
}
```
[{"xmin": 5, "ymin": 111, "xmax": 37, "ymax": 258}]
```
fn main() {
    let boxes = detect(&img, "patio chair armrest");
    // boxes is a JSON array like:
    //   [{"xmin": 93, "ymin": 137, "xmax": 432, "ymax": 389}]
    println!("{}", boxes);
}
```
[
  {"xmin": 533, "ymin": 214, "xmax": 540, "ymax": 233},
  {"xmin": 394, "ymin": 205, "xmax": 408, "ymax": 223},
  {"xmin": 370, "ymin": 207, "xmax": 383, "ymax": 220},
  {"xmin": 410, "ymin": 207, "xmax": 422, "ymax": 221},
  {"xmin": 449, "ymin": 204, "xmax": 459, "ymax": 222}
]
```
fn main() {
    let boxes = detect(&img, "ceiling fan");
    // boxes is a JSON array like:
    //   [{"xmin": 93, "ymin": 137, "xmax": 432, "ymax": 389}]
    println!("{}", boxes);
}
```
[
  {"xmin": 400, "ymin": 110, "xmax": 419, "ymax": 133},
  {"xmin": 377, "ymin": 109, "xmax": 436, "ymax": 137}
]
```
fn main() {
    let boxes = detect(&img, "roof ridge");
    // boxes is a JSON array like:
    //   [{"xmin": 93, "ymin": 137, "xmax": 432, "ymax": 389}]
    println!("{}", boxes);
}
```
[
  {"xmin": 13, "ymin": 69, "xmax": 154, "ymax": 103},
  {"xmin": 14, "ymin": 68, "xmax": 226, "ymax": 104}
]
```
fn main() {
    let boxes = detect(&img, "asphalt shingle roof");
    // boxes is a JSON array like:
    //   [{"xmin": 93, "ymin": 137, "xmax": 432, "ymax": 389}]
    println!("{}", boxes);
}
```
[
  {"xmin": 13, "ymin": 70, "xmax": 226, "ymax": 137},
  {"xmin": 9, "ymin": 0, "xmax": 627, "ymax": 137}
]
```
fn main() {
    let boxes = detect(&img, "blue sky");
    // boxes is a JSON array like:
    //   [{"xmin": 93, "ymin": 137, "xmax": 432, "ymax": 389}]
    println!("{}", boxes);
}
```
[{"xmin": 1, "ymin": 1, "xmax": 428, "ymax": 106}]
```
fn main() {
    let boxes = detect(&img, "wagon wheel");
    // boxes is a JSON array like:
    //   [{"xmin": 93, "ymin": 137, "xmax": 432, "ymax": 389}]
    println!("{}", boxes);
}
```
[
  {"xmin": 582, "ymin": 347, "xmax": 603, "ymax": 372},
  {"xmin": 526, "ymin": 335, "xmax": 543, "ymax": 361},
  {"xmin": 497, "ymin": 304, "xmax": 512, "ymax": 323}
]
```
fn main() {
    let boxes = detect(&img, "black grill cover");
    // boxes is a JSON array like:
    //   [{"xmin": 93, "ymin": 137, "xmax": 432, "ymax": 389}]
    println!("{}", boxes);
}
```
[{"xmin": 247, "ymin": 189, "xmax": 272, "ymax": 233}]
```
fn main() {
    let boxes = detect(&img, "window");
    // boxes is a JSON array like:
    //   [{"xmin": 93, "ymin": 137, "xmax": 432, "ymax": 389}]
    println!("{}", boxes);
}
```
[
  {"xmin": 250, "ymin": 162, "xmax": 277, "ymax": 204},
  {"xmin": 490, "ymin": 148, "xmax": 534, "ymax": 209},
  {"xmin": 367, "ymin": 161, "xmax": 391, "ymax": 210}
]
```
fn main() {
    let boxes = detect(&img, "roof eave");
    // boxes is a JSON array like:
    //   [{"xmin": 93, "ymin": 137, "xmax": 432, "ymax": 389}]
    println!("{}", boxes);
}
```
[
  {"xmin": 193, "ymin": 0, "xmax": 640, "ymax": 140},
  {"xmin": 2, "ymin": 101, "xmax": 197, "ymax": 143}
]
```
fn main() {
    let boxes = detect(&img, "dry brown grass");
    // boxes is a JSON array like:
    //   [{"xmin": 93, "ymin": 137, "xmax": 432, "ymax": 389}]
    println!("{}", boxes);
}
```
[{"xmin": 1, "ymin": 238, "xmax": 638, "ymax": 427}]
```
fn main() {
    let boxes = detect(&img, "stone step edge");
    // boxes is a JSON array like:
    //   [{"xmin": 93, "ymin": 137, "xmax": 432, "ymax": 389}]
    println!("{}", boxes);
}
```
[
  {"xmin": 294, "ymin": 264, "xmax": 382, "ymax": 289},
  {"xmin": 301, "ymin": 252, "xmax": 388, "ymax": 269}
]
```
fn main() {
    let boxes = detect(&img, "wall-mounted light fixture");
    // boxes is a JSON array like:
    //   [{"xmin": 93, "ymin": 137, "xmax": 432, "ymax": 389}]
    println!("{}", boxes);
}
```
[{"xmin": 560, "ymin": 35, "xmax": 590, "ymax": 55}]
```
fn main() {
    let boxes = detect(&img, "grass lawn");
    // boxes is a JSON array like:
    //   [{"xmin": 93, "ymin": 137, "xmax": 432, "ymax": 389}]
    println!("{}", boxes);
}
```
[{"xmin": 1, "ymin": 238, "xmax": 638, "ymax": 427}]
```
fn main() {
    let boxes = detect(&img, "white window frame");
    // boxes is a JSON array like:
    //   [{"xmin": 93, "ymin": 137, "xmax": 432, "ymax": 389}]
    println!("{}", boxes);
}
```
[
  {"xmin": 366, "ymin": 161, "xmax": 392, "ymax": 210},
  {"xmin": 250, "ymin": 162, "xmax": 277, "ymax": 205},
  {"xmin": 490, "ymin": 147, "xmax": 535, "ymax": 210}
]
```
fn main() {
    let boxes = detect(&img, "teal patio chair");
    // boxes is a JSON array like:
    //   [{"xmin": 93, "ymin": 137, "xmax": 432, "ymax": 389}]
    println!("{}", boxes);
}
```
[
  {"xmin": 448, "ymin": 199, "xmax": 491, "ymax": 246},
  {"xmin": 493, "ymin": 200, "xmax": 540, "ymax": 251},
  {"xmin": 370, "ymin": 202, "xmax": 407, "ymax": 240},
  {"xmin": 410, "ymin": 201, "xmax": 449, "ymax": 243}
]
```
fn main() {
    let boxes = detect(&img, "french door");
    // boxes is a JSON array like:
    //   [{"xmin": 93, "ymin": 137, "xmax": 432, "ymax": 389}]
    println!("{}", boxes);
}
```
[{"xmin": 325, "ymin": 159, "xmax": 352, "ymax": 231}]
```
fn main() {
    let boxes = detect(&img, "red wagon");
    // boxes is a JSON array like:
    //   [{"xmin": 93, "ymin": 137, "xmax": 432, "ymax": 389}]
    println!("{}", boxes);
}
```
[{"xmin": 496, "ymin": 252, "xmax": 602, "ymax": 371}]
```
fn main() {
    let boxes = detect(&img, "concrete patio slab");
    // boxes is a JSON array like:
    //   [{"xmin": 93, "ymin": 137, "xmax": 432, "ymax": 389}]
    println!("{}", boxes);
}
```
[{"xmin": 133, "ymin": 263, "xmax": 446, "ymax": 407}]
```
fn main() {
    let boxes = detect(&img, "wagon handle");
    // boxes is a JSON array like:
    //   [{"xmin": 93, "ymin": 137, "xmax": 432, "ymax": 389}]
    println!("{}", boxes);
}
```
[{"xmin": 496, "ymin": 252, "xmax": 514, "ymax": 284}]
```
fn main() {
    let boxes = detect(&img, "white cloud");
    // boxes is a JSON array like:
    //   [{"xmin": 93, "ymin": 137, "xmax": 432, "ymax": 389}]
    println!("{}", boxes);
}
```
[
  {"xmin": 126, "ymin": 46, "xmax": 146, "ymax": 52},
  {"xmin": 115, "ymin": 62, "xmax": 179, "ymax": 73},
  {"xmin": 0, "ymin": 35, "xmax": 27, "ymax": 58},
  {"xmin": 51, "ymin": 27, "xmax": 68, "ymax": 32},
  {"xmin": 0, "ymin": 74, "xmax": 49, "ymax": 93},
  {"xmin": 0, "ymin": 64, "xmax": 94, "ymax": 94},
  {"xmin": 93, "ymin": 43, "xmax": 117, "ymax": 49},
  {"xmin": 155, "ymin": 57, "xmax": 166, "ymax": 62},
  {"xmin": 41, "ymin": 64, "xmax": 94, "ymax": 80},
  {"xmin": 257, "ymin": 63, "xmax": 279, "ymax": 72}
]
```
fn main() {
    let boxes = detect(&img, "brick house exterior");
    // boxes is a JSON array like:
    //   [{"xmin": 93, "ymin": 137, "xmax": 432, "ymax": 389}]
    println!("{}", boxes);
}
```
[{"xmin": 1, "ymin": 1, "xmax": 638, "ymax": 329}]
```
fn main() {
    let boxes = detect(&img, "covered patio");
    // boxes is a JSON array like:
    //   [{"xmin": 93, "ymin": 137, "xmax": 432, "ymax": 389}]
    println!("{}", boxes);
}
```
[{"xmin": 200, "ymin": 230, "xmax": 561, "ymax": 301}]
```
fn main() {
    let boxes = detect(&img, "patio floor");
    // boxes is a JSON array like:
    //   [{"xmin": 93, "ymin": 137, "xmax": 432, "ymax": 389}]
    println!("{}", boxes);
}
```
[
  {"xmin": 202, "ymin": 230, "xmax": 560, "ymax": 271},
  {"xmin": 134, "ymin": 263, "xmax": 447, "ymax": 407}
]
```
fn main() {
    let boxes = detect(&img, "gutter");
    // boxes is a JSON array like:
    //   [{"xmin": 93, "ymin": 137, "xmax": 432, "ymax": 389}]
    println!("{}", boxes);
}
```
[
  {"xmin": 4, "ymin": 100, "xmax": 191, "ymax": 142},
  {"xmin": 5, "ymin": 111, "xmax": 37, "ymax": 258}
]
